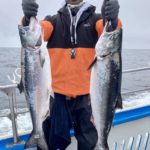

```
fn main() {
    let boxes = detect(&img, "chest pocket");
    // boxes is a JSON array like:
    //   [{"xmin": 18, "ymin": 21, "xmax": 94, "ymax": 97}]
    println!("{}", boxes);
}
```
[{"xmin": 76, "ymin": 18, "xmax": 98, "ymax": 48}]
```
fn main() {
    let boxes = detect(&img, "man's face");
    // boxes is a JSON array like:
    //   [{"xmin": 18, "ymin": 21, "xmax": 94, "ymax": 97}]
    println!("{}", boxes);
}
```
[{"xmin": 66, "ymin": 0, "xmax": 83, "ymax": 5}]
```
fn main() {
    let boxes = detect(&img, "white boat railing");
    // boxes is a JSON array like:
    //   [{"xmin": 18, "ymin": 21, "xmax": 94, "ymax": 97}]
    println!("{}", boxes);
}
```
[
  {"xmin": 123, "ymin": 67, "xmax": 150, "ymax": 74},
  {"xmin": 0, "ymin": 67, "xmax": 150, "ymax": 148},
  {"xmin": 122, "ymin": 66, "xmax": 150, "ymax": 95},
  {"xmin": 112, "ymin": 133, "xmax": 150, "ymax": 150}
]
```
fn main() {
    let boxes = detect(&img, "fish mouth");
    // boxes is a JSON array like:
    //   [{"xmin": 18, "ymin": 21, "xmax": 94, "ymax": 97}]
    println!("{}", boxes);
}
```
[
  {"xmin": 99, "ymin": 52, "xmax": 111, "ymax": 58},
  {"xmin": 88, "ymin": 51, "xmax": 111, "ymax": 69}
]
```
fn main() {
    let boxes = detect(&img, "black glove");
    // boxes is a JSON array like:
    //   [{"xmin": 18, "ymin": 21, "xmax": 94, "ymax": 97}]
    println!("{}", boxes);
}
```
[
  {"xmin": 101, "ymin": 0, "xmax": 120, "ymax": 31},
  {"xmin": 22, "ymin": 0, "xmax": 39, "ymax": 24}
]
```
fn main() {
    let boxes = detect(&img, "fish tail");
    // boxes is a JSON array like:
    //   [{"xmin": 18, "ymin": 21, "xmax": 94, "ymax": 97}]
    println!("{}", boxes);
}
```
[
  {"xmin": 24, "ymin": 133, "xmax": 37, "ymax": 149},
  {"xmin": 115, "ymin": 93, "xmax": 123, "ymax": 109},
  {"xmin": 24, "ymin": 133, "xmax": 48, "ymax": 150}
]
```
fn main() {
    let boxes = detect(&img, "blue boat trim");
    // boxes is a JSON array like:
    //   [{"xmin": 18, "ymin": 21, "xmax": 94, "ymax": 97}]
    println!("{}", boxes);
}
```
[
  {"xmin": 0, "ymin": 134, "xmax": 31, "ymax": 150},
  {"xmin": 0, "ymin": 105, "xmax": 150, "ymax": 149},
  {"xmin": 71, "ymin": 105, "xmax": 150, "ymax": 135},
  {"xmin": 70, "ymin": 129, "xmax": 74, "ymax": 137},
  {"xmin": 113, "ymin": 105, "xmax": 150, "ymax": 126}
]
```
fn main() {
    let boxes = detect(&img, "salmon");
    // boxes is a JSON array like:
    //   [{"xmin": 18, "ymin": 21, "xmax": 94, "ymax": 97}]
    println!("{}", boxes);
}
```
[
  {"xmin": 90, "ymin": 22, "xmax": 123, "ymax": 150},
  {"xmin": 18, "ymin": 17, "xmax": 53, "ymax": 150}
]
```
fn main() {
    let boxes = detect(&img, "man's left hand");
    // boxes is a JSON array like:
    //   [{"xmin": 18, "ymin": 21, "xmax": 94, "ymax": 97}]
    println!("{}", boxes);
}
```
[{"xmin": 101, "ymin": 0, "xmax": 120, "ymax": 30}]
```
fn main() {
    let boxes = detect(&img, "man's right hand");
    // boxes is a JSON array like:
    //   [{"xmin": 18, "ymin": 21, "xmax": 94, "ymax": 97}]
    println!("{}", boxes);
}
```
[{"xmin": 22, "ymin": 0, "xmax": 39, "ymax": 20}]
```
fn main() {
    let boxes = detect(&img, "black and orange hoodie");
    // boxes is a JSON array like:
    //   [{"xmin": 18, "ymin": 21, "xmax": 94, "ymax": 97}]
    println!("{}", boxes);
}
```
[{"xmin": 37, "ymin": 3, "xmax": 122, "ymax": 97}]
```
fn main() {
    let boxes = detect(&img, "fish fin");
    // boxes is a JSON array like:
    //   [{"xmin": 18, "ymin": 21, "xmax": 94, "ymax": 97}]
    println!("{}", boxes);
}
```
[
  {"xmin": 51, "ymin": 93, "xmax": 54, "ymax": 99},
  {"xmin": 50, "ymin": 90, "xmax": 54, "ymax": 99},
  {"xmin": 36, "ymin": 35, "xmax": 42, "ymax": 47},
  {"xmin": 88, "ymin": 57, "xmax": 97, "ymax": 70},
  {"xmin": 39, "ymin": 49, "xmax": 45, "ymax": 68},
  {"xmin": 115, "ymin": 93, "xmax": 123, "ymax": 109},
  {"xmin": 37, "ymin": 138, "xmax": 48, "ymax": 150},
  {"xmin": 17, "ymin": 79, "xmax": 24, "ymax": 93}
]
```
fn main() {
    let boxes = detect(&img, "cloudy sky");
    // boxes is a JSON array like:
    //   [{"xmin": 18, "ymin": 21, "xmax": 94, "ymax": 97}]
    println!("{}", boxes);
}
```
[{"xmin": 0, "ymin": 0, "xmax": 150, "ymax": 49}]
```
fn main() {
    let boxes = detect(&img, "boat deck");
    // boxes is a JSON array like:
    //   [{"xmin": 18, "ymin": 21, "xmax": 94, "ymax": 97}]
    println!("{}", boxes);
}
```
[{"xmin": 0, "ymin": 105, "xmax": 150, "ymax": 150}]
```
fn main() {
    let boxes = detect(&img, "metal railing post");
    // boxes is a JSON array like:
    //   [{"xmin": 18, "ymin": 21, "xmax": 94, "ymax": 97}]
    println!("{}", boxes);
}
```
[
  {"xmin": 0, "ymin": 84, "xmax": 20, "ymax": 144},
  {"xmin": 8, "ymin": 87, "xmax": 19, "ymax": 144}
]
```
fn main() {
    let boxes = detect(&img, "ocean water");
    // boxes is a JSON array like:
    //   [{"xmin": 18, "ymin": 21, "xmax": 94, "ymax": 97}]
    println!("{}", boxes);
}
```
[
  {"xmin": 0, "ymin": 48, "xmax": 150, "ymax": 139},
  {"xmin": 0, "ymin": 48, "xmax": 150, "ymax": 109}
]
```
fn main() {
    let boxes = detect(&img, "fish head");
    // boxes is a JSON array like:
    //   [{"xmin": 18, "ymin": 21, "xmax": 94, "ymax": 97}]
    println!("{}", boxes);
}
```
[
  {"xmin": 18, "ymin": 17, "xmax": 42, "ymax": 48},
  {"xmin": 95, "ymin": 28, "xmax": 122, "ymax": 57}
]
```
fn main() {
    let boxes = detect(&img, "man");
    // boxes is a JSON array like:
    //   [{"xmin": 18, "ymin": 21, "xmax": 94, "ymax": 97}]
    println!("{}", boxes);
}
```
[{"xmin": 22, "ymin": 0, "xmax": 121, "ymax": 149}]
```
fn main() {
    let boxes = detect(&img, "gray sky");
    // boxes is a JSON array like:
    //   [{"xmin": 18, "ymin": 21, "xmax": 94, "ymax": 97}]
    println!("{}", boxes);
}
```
[{"xmin": 0, "ymin": 0, "xmax": 150, "ymax": 49}]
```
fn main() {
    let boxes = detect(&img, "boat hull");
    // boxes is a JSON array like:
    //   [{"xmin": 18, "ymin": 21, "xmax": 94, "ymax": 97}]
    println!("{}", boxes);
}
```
[{"xmin": 0, "ymin": 105, "xmax": 150, "ymax": 150}]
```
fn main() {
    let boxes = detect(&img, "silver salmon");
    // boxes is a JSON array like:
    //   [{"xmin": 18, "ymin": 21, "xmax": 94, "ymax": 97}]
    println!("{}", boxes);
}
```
[
  {"xmin": 90, "ymin": 23, "xmax": 123, "ymax": 150},
  {"xmin": 18, "ymin": 17, "xmax": 52, "ymax": 150}
]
